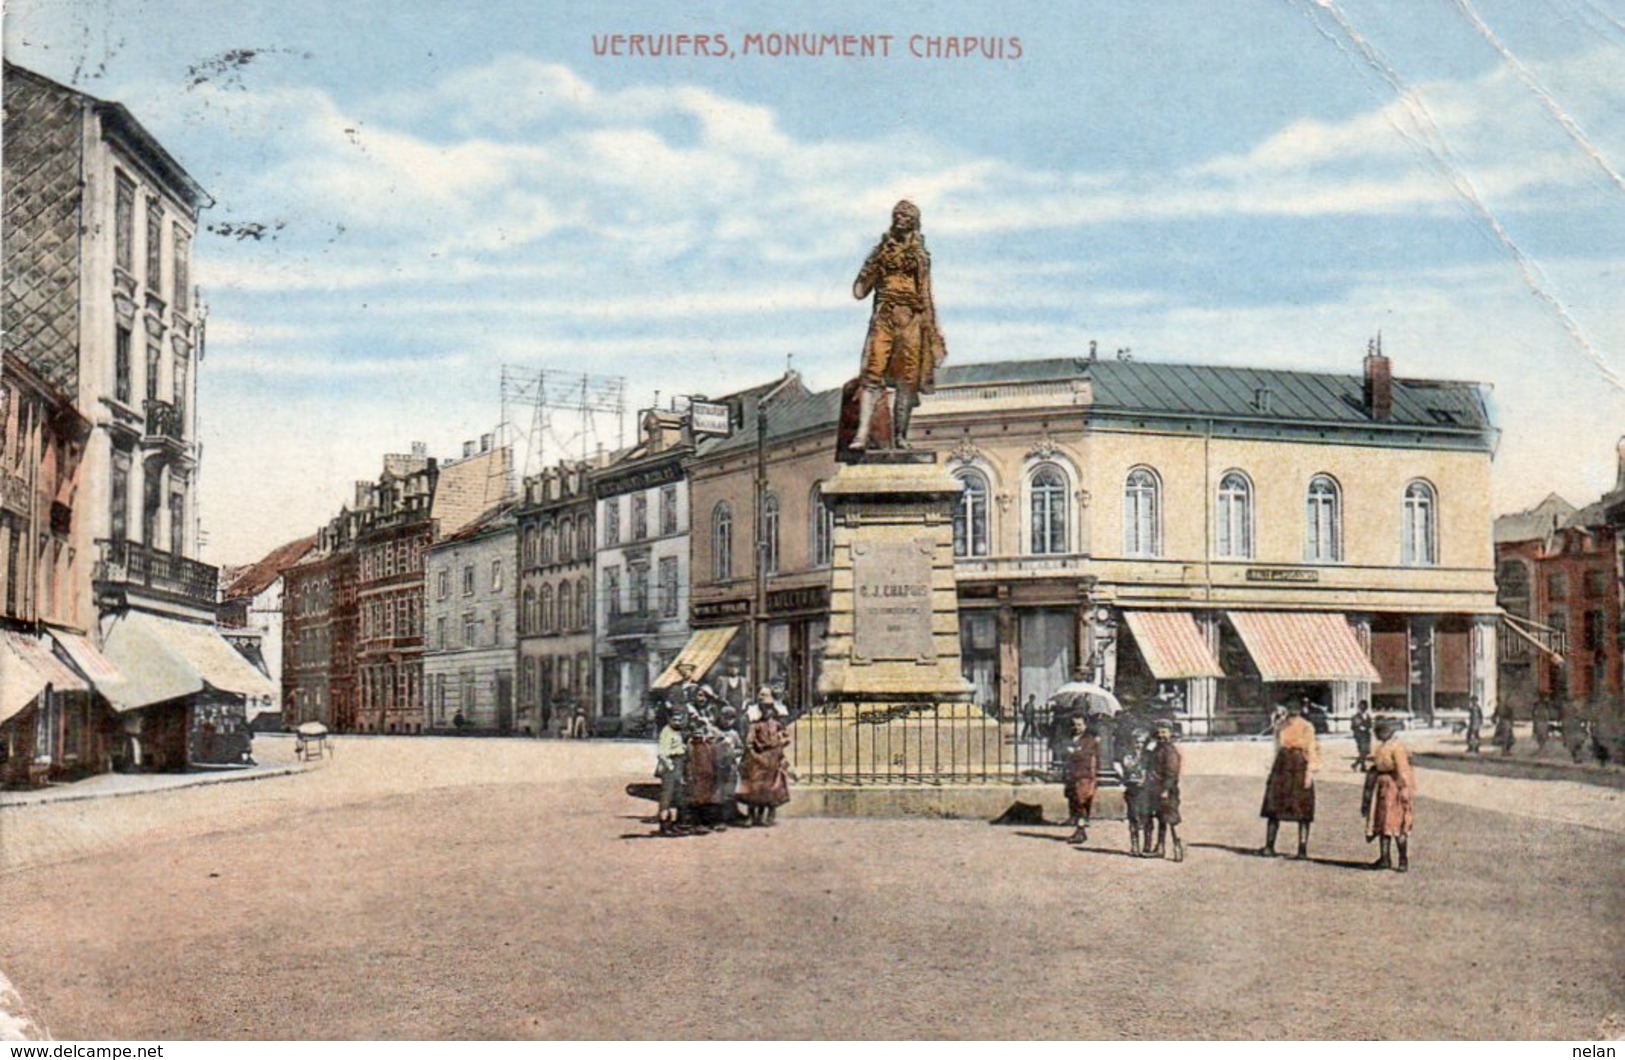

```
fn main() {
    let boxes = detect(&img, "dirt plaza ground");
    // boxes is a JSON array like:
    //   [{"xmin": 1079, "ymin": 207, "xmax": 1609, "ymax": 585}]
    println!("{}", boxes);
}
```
[{"xmin": 1, "ymin": 732, "xmax": 1621, "ymax": 1040}]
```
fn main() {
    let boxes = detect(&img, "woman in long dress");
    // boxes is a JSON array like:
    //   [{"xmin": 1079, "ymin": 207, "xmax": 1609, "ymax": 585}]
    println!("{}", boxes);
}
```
[
  {"xmin": 1260, "ymin": 701, "xmax": 1320, "ymax": 858},
  {"xmin": 738, "ymin": 687, "xmax": 791, "ymax": 826},
  {"xmin": 1365, "ymin": 719, "xmax": 1415, "ymax": 872}
]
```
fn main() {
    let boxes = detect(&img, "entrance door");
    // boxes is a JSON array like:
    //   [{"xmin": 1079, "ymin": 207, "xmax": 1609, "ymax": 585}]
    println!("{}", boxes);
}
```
[
  {"xmin": 1019, "ymin": 609, "xmax": 1073, "ymax": 707},
  {"xmin": 496, "ymin": 672, "xmax": 513, "ymax": 733}
]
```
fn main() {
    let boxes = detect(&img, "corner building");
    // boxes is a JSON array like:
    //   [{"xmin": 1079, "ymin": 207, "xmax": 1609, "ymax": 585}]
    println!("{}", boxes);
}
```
[{"xmin": 688, "ymin": 352, "xmax": 1498, "ymax": 734}]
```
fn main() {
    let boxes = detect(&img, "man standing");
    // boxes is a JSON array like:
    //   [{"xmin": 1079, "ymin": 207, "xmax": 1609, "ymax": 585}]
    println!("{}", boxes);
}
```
[
  {"xmin": 1492, "ymin": 702, "xmax": 1516, "ymax": 757},
  {"xmin": 654, "ymin": 707, "xmax": 688, "ymax": 837},
  {"xmin": 849, "ymin": 200, "xmax": 947, "ymax": 450},
  {"xmin": 1063, "ymin": 716, "xmax": 1101, "ymax": 844},
  {"xmin": 1350, "ymin": 699, "xmax": 1375, "ymax": 770},
  {"xmin": 1465, "ymin": 696, "xmax": 1483, "ymax": 754}
]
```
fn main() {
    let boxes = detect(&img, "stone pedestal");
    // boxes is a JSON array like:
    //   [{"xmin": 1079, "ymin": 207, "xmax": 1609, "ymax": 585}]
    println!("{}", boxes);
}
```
[{"xmin": 815, "ymin": 455, "xmax": 973, "ymax": 703}]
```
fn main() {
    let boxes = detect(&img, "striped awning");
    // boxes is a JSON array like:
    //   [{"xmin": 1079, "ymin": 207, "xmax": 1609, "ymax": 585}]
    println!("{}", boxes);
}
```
[
  {"xmin": 100, "ymin": 611, "xmax": 274, "ymax": 712},
  {"xmin": 652, "ymin": 626, "xmax": 741, "ymax": 690},
  {"xmin": 1122, "ymin": 611, "xmax": 1224, "ymax": 679},
  {"xmin": 1, "ymin": 630, "xmax": 88, "ymax": 725},
  {"xmin": 1227, "ymin": 611, "xmax": 1380, "ymax": 683}
]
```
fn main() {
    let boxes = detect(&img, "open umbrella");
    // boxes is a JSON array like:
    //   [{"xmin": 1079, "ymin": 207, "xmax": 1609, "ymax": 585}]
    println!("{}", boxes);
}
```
[
  {"xmin": 1046, "ymin": 681, "xmax": 1122, "ymax": 717},
  {"xmin": 296, "ymin": 720, "xmax": 329, "ymax": 737}
]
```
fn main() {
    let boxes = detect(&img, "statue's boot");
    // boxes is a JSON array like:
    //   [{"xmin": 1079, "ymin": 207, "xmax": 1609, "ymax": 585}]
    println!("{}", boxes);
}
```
[
  {"xmin": 851, "ymin": 386, "xmax": 881, "ymax": 450},
  {"xmin": 891, "ymin": 386, "xmax": 917, "ymax": 448}
]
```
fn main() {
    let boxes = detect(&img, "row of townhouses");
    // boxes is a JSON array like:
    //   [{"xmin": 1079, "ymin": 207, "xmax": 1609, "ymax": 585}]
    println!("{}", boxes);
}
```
[
  {"xmin": 271, "ymin": 344, "xmax": 1519, "ymax": 741},
  {"xmin": 2, "ymin": 63, "xmax": 273, "ymax": 784}
]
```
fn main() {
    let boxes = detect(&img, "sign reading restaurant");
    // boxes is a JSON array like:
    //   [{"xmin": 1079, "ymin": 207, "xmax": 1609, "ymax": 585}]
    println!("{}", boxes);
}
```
[
  {"xmin": 593, "ymin": 459, "xmax": 684, "ymax": 499},
  {"xmin": 690, "ymin": 400, "xmax": 732, "ymax": 437},
  {"xmin": 1245, "ymin": 567, "xmax": 1320, "ymax": 583}
]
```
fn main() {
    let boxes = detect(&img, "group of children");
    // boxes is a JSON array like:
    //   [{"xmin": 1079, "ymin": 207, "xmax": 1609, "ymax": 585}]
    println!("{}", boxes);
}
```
[
  {"xmin": 1061, "ymin": 715, "xmax": 1185, "ymax": 861},
  {"xmin": 654, "ymin": 683, "xmax": 792, "ymax": 837}
]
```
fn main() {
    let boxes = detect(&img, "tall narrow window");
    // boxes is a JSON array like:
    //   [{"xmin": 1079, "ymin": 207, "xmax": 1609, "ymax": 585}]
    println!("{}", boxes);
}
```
[
  {"xmin": 810, "ymin": 485, "xmax": 835, "ymax": 567},
  {"xmin": 145, "ymin": 198, "xmax": 164, "ymax": 295},
  {"xmin": 521, "ymin": 588, "xmax": 535, "ymax": 635},
  {"xmin": 631, "ymin": 493, "xmax": 648, "ymax": 541},
  {"xmin": 953, "ymin": 470, "xmax": 990, "ymax": 558},
  {"xmin": 1216, "ymin": 471, "xmax": 1253, "ymax": 559},
  {"xmin": 115, "ymin": 174, "xmax": 135, "ymax": 272},
  {"xmin": 115, "ymin": 326, "xmax": 132, "ymax": 405},
  {"xmin": 659, "ymin": 556, "xmax": 680, "ymax": 618},
  {"xmin": 172, "ymin": 225, "xmax": 191, "ymax": 315},
  {"xmin": 576, "ymin": 579, "xmax": 589, "ymax": 631},
  {"xmin": 631, "ymin": 564, "xmax": 650, "ymax": 613},
  {"xmin": 660, "ymin": 484, "xmax": 679, "ymax": 536},
  {"xmin": 605, "ymin": 566, "xmax": 621, "ymax": 616},
  {"xmin": 172, "ymin": 353, "xmax": 188, "ymax": 430},
  {"xmin": 145, "ymin": 343, "xmax": 161, "ymax": 403},
  {"xmin": 1402, "ymin": 480, "xmax": 1438, "ymax": 566},
  {"xmin": 604, "ymin": 499, "xmax": 620, "ymax": 546},
  {"xmin": 110, "ymin": 450, "xmax": 131, "ymax": 542},
  {"xmin": 557, "ymin": 579, "xmax": 572, "ymax": 629},
  {"xmin": 168, "ymin": 490, "xmax": 185, "ymax": 555},
  {"xmin": 762, "ymin": 493, "xmax": 780, "ymax": 574},
  {"xmin": 1123, "ymin": 468, "xmax": 1161, "ymax": 557},
  {"xmin": 1305, "ymin": 475, "xmax": 1341, "ymax": 563},
  {"xmin": 713, "ymin": 502, "xmax": 733, "ymax": 581},
  {"xmin": 1029, "ymin": 465, "xmax": 1068, "ymax": 555},
  {"xmin": 541, "ymin": 584, "xmax": 555, "ymax": 632},
  {"xmin": 142, "ymin": 472, "xmax": 161, "ymax": 546}
]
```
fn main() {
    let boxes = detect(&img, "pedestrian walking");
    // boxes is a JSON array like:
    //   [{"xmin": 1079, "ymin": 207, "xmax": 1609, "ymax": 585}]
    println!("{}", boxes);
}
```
[
  {"xmin": 1260, "ymin": 702, "xmax": 1319, "ymax": 859},
  {"xmin": 1364, "ymin": 719, "xmax": 1415, "ymax": 872},
  {"xmin": 739, "ymin": 686, "xmax": 791, "ymax": 826},
  {"xmin": 1492, "ymin": 703, "xmax": 1516, "ymax": 757},
  {"xmin": 1148, "ymin": 721, "xmax": 1184, "ymax": 862},
  {"xmin": 1465, "ymin": 696, "xmax": 1483, "ymax": 754},
  {"xmin": 1020, "ymin": 694, "xmax": 1039, "ymax": 740},
  {"xmin": 1531, "ymin": 698, "xmax": 1552, "ymax": 753},
  {"xmin": 1063, "ymin": 716, "xmax": 1100, "ymax": 844},
  {"xmin": 1350, "ymin": 699, "xmax": 1374, "ymax": 770}
]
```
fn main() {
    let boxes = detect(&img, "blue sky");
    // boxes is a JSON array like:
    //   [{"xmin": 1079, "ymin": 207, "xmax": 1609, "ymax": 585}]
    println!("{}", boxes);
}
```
[{"xmin": 6, "ymin": 0, "xmax": 1624, "ymax": 563}]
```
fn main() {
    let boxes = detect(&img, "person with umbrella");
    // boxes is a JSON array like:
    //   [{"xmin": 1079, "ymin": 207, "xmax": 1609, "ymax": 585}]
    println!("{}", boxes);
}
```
[{"xmin": 1063, "ymin": 715, "xmax": 1101, "ymax": 844}]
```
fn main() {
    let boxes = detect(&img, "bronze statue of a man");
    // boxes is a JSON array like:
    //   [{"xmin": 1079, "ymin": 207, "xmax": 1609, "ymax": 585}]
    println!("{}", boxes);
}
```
[{"xmin": 851, "ymin": 200, "xmax": 947, "ymax": 450}]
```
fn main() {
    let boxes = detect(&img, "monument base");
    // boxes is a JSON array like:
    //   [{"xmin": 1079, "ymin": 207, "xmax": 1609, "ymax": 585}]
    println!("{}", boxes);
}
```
[
  {"xmin": 780, "ymin": 782, "xmax": 1129, "ymax": 821},
  {"xmin": 789, "ymin": 701, "xmax": 1007, "ymax": 784}
]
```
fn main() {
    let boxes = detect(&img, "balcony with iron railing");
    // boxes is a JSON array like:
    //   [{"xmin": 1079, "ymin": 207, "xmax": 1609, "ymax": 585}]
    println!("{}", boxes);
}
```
[
  {"xmin": 606, "ymin": 608, "xmax": 661, "ymax": 638},
  {"xmin": 143, "ymin": 399, "xmax": 187, "ymax": 454},
  {"xmin": 95, "ymin": 537, "xmax": 219, "ymax": 608}
]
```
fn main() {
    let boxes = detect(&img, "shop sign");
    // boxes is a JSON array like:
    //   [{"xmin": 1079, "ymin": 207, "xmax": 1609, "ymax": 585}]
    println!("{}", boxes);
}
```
[
  {"xmin": 690, "ymin": 401, "xmax": 732, "ymax": 437},
  {"xmin": 767, "ymin": 585, "xmax": 829, "ymax": 614},
  {"xmin": 1245, "ymin": 567, "xmax": 1319, "ymax": 583},
  {"xmin": 692, "ymin": 597, "xmax": 750, "ymax": 621}
]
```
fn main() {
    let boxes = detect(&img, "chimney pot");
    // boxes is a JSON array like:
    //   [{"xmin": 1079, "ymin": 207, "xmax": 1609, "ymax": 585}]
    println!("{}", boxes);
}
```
[
  {"xmin": 463, "ymin": 440, "xmax": 475, "ymax": 458},
  {"xmin": 1364, "ymin": 347, "xmax": 1392, "ymax": 422},
  {"xmin": 480, "ymin": 433, "xmax": 492, "ymax": 452}
]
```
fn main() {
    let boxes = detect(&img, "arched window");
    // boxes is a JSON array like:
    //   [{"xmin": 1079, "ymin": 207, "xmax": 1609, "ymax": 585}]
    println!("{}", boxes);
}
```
[
  {"xmin": 540, "ymin": 584, "xmax": 554, "ymax": 633},
  {"xmin": 578, "ymin": 513, "xmax": 593, "ymax": 554},
  {"xmin": 713, "ymin": 502, "xmax": 733, "ymax": 580},
  {"xmin": 1305, "ymin": 475, "xmax": 1342, "ymax": 563},
  {"xmin": 1403, "ymin": 480, "xmax": 1438, "ymax": 566},
  {"xmin": 523, "ymin": 528, "xmax": 536, "ymax": 569},
  {"xmin": 1029, "ymin": 464, "xmax": 1068, "ymax": 555},
  {"xmin": 1216, "ymin": 471, "xmax": 1253, "ymax": 559},
  {"xmin": 576, "ymin": 578, "xmax": 589, "ymax": 631},
  {"xmin": 541, "ymin": 522, "xmax": 555, "ymax": 565},
  {"xmin": 576, "ymin": 651, "xmax": 592, "ymax": 697},
  {"xmin": 558, "ymin": 520, "xmax": 572, "ymax": 563},
  {"xmin": 521, "ymin": 587, "xmax": 535, "ymax": 635},
  {"xmin": 558, "ymin": 657, "xmax": 573, "ymax": 700},
  {"xmin": 557, "ymin": 578, "xmax": 572, "ymax": 630},
  {"xmin": 809, "ymin": 485, "xmax": 834, "ymax": 567},
  {"xmin": 1124, "ymin": 467, "xmax": 1161, "ymax": 557},
  {"xmin": 953, "ymin": 469, "xmax": 990, "ymax": 558},
  {"xmin": 763, "ymin": 493, "xmax": 781, "ymax": 574}
]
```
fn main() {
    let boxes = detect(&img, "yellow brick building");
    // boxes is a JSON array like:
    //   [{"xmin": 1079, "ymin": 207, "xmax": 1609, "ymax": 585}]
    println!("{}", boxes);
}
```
[{"xmin": 686, "ymin": 352, "xmax": 1498, "ymax": 734}]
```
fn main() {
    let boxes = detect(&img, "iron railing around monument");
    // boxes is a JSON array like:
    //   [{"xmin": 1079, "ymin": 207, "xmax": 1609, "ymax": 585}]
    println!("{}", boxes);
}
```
[{"xmin": 790, "ymin": 701, "xmax": 1078, "ymax": 786}]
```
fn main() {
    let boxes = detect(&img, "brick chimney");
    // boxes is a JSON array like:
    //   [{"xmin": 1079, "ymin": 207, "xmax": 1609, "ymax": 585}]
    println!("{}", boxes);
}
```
[{"xmin": 1363, "ymin": 337, "xmax": 1392, "ymax": 421}]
